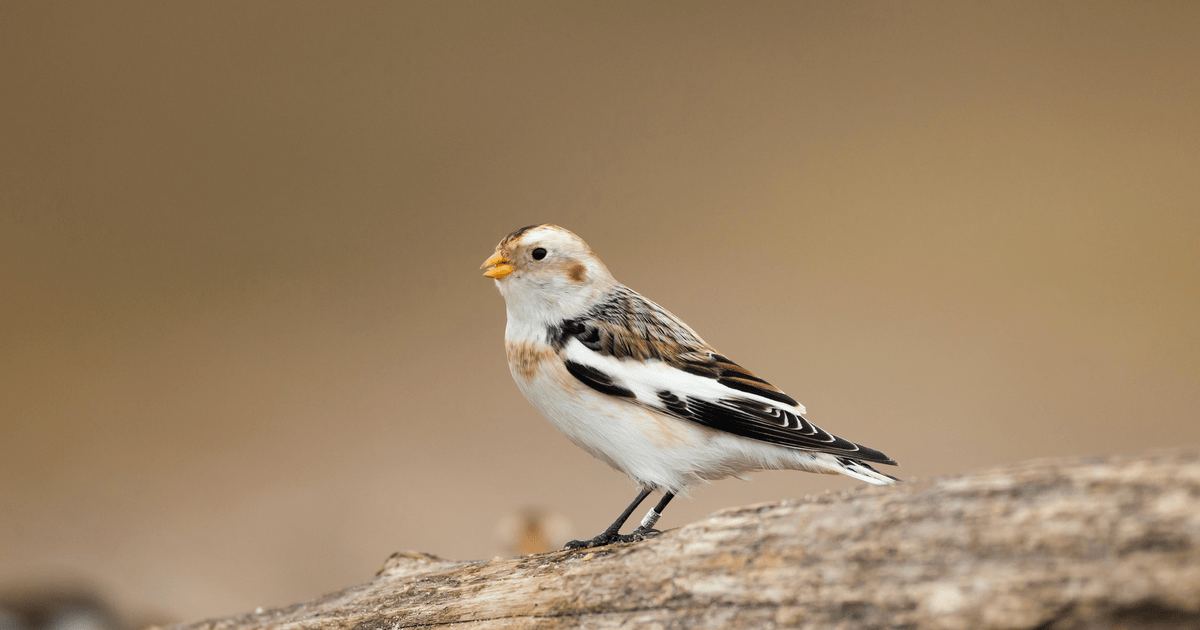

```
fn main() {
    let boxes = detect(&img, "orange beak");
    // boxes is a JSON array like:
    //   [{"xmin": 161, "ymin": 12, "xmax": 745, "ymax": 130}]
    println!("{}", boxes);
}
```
[{"xmin": 481, "ymin": 251, "xmax": 515, "ymax": 279}]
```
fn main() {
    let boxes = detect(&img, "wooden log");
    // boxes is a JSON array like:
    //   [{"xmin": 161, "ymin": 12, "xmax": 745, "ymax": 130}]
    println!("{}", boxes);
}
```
[{"xmin": 169, "ymin": 447, "xmax": 1200, "ymax": 630}]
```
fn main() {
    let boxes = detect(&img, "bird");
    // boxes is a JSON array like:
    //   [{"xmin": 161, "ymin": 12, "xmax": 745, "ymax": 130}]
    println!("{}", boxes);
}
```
[{"xmin": 481, "ymin": 224, "xmax": 898, "ymax": 549}]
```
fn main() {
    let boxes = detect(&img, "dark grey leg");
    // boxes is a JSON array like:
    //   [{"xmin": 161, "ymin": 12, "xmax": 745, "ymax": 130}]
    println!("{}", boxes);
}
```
[
  {"xmin": 629, "ymin": 492, "xmax": 675, "ymax": 539},
  {"xmin": 564, "ymin": 488, "xmax": 652, "ymax": 550}
]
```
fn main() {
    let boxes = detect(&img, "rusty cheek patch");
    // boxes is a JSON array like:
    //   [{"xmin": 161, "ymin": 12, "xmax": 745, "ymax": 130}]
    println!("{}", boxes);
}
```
[
  {"xmin": 506, "ymin": 341, "xmax": 552, "ymax": 380},
  {"xmin": 568, "ymin": 264, "xmax": 587, "ymax": 283}
]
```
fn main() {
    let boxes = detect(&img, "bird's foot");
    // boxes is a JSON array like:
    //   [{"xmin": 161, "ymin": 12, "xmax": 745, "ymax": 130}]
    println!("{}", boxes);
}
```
[
  {"xmin": 564, "ymin": 527, "xmax": 662, "ymax": 550},
  {"xmin": 628, "ymin": 525, "xmax": 663, "ymax": 540},
  {"xmin": 564, "ymin": 530, "xmax": 625, "ymax": 549}
]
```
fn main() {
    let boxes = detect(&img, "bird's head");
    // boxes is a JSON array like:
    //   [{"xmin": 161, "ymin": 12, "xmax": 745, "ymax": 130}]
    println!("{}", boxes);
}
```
[{"xmin": 481, "ymin": 224, "xmax": 616, "ymax": 323}]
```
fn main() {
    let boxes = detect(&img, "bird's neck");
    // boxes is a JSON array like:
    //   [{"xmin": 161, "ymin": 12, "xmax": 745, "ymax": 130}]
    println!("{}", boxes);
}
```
[{"xmin": 499, "ymin": 279, "xmax": 610, "ymax": 344}]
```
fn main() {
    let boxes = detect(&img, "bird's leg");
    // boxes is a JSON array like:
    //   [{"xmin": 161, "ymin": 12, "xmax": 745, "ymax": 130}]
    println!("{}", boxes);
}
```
[
  {"xmin": 629, "ymin": 492, "xmax": 674, "ymax": 540},
  {"xmin": 564, "ymin": 488, "xmax": 651, "ymax": 549}
]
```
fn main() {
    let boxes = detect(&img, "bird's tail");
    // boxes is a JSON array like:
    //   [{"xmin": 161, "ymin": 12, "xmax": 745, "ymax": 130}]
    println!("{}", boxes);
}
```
[{"xmin": 834, "ymin": 456, "xmax": 899, "ymax": 486}]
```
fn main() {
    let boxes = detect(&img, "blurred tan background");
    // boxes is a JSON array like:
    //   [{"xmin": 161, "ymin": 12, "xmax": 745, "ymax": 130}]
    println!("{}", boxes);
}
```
[{"xmin": 2, "ymin": 0, "xmax": 1198, "ymax": 625}]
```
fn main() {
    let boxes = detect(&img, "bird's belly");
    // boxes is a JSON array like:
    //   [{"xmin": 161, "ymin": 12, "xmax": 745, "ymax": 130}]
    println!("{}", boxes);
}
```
[{"xmin": 512, "ymin": 363, "xmax": 742, "ymax": 492}]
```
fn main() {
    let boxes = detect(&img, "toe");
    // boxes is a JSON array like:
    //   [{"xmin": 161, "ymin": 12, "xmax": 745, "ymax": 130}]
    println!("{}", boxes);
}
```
[{"xmin": 630, "ymin": 526, "xmax": 663, "ymax": 540}]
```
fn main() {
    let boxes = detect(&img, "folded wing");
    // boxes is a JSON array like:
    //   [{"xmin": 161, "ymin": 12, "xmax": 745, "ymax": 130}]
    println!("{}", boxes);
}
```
[{"xmin": 550, "ymin": 287, "xmax": 897, "ymax": 466}]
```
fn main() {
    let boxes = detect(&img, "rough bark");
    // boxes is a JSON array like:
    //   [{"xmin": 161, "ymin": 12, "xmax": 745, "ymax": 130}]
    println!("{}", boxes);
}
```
[{"xmin": 170, "ymin": 448, "xmax": 1200, "ymax": 630}]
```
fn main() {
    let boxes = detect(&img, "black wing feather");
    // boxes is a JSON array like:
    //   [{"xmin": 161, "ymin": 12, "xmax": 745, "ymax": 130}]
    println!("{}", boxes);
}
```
[
  {"xmin": 550, "ymin": 286, "xmax": 897, "ymax": 466},
  {"xmin": 674, "ymin": 395, "xmax": 897, "ymax": 465}
]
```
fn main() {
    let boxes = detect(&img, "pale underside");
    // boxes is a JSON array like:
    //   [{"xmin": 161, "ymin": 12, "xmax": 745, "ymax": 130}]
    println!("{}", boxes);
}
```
[{"xmin": 507, "ymin": 336, "xmax": 881, "ymax": 493}]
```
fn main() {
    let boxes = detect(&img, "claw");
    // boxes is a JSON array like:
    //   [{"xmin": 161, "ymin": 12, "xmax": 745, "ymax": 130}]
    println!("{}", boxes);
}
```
[
  {"xmin": 629, "ymin": 526, "xmax": 663, "ymax": 540},
  {"xmin": 564, "ymin": 527, "xmax": 663, "ymax": 549}
]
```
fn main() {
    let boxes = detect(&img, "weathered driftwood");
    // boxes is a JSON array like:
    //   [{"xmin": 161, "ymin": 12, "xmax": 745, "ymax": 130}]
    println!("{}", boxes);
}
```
[{"xmin": 172, "ymin": 448, "xmax": 1200, "ymax": 630}]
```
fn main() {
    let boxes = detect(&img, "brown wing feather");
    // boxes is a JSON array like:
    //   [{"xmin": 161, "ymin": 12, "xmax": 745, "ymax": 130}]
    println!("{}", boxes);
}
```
[{"xmin": 548, "ymin": 286, "xmax": 797, "ymax": 406}]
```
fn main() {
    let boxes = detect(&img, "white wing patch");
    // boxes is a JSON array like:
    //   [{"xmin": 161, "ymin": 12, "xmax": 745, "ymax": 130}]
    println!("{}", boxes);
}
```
[
  {"xmin": 562, "ymin": 338, "xmax": 807, "ymax": 415},
  {"xmin": 560, "ymin": 337, "xmax": 897, "ymax": 466}
]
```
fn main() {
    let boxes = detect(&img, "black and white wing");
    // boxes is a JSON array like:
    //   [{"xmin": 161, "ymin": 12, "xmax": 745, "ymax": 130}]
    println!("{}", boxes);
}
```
[{"xmin": 548, "ymin": 287, "xmax": 898, "ymax": 467}]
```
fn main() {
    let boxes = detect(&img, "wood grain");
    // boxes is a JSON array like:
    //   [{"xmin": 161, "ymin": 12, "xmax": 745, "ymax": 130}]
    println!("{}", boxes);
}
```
[{"xmin": 168, "ymin": 448, "xmax": 1200, "ymax": 630}]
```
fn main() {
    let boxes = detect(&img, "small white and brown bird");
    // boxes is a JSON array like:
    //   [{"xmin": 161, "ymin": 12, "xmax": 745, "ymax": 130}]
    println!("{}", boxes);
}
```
[{"xmin": 482, "ymin": 224, "xmax": 898, "ymax": 549}]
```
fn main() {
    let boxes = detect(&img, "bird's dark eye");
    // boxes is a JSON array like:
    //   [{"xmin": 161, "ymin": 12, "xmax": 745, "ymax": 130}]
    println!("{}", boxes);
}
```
[{"xmin": 531, "ymin": 248, "xmax": 547, "ymax": 260}]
